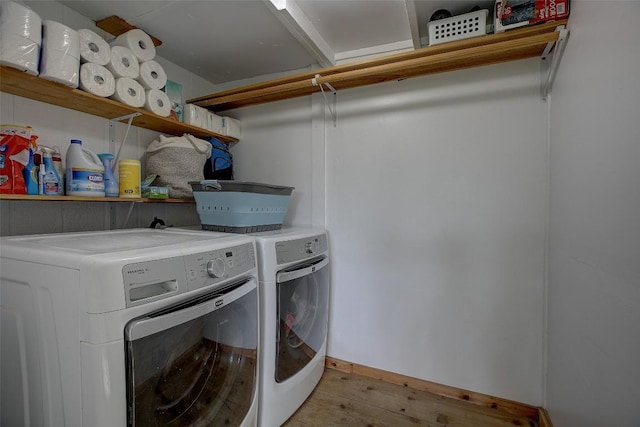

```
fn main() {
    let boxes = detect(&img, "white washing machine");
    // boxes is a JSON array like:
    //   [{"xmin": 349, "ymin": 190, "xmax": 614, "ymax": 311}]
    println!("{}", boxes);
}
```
[
  {"xmin": 251, "ymin": 227, "xmax": 330, "ymax": 427},
  {"xmin": 1, "ymin": 228, "xmax": 260, "ymax": 427}
]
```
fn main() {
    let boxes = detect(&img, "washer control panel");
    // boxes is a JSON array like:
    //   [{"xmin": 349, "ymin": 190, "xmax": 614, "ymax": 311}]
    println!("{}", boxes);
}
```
[
  {"xmin": 123, "ymin": 242, "xmax": 255, "ymax": 307},
  {"xmin": 276, "ymin": 233, "xmax": 328, "ymax": 264},
  {"xmin": 184, "ymin": 242, "xmax": 255, "ymax": 290}
]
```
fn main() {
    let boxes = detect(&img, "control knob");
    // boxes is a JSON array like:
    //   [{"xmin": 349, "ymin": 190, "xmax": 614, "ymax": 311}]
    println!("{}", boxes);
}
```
[
  {"xmin": 206, "ymin": 258, "xmax": 226, "ymax": 278},
  {"xmin": 304, "ymin": 241, "xmax": 313, "ymax": 254}
]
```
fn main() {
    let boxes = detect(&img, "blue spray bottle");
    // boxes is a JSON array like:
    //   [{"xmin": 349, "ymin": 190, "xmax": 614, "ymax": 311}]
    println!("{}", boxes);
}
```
[
  {"xmin": 98, "ymin": 153, "xmax": 119, "ymax": 197},
  {"xmin": 22, "ymin": 135, "xmax": 39, "ymax": 195},
  {"xmin": 40, "ymin": 147, "xmax": 61, "ymax": 196}
]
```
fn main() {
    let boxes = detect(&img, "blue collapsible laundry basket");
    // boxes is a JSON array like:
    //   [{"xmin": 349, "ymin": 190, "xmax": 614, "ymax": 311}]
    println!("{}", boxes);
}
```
[{"xmin": 190, "ymin": 180, "xmax": 294, "ymax": 233}]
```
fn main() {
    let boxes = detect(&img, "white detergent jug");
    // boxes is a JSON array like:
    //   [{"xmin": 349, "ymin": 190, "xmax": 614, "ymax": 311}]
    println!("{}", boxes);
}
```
[{"xmin": 65, "ymin": 139, "xmax": 105, "ymax": 197}]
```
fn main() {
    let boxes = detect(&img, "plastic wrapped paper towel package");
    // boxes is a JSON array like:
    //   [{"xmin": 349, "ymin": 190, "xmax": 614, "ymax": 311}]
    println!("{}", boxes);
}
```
[
  {"xmin": 184, "ymin": 104, "xmax": 224, "ymax": 134},
  {"xmin": 222, "ymin": 117, "xmax": 241, "ymax": 139},
  {"xmin": 190, "ymin": 180, "xmax": 294, "ymax": 233},
  {"xmin": 0, "ymin": 1, "xmax": 42, "ymax": 75},
  {"xmin": 40, "ymin": 20, "xmax": 80, "ymax": 87}
]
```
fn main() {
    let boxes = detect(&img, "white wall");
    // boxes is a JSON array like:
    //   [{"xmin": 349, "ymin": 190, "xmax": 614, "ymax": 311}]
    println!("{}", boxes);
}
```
[
  {"xmin": 325, "ymin": 61, "xmax": 548, "ymax": 405},
  {"xmin": 546, "ymin": 2, "xmax": 640, "ymax": 426},
  {"xmin": 1, "ymin": 1, "xmax": 216, "ymax": 236},
  {"xmin": 231, "ymin": 59, "xmax": 549, "ymax": 404}
]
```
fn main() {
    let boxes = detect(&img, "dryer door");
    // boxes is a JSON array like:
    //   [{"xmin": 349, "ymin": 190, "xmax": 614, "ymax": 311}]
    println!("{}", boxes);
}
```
[
  {"xmin": 124, "ymin": 278, "xmax": 258, "ymax": 427},
  {"xmin": 275, "ymin": 256, "xmax": 329, "ymax": 383}
]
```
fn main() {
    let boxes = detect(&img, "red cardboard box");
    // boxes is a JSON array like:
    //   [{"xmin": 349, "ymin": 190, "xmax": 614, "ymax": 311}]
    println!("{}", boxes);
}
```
[{"xmin": 495, "ymin": 0, "xmax": 569, "ymax": 32}]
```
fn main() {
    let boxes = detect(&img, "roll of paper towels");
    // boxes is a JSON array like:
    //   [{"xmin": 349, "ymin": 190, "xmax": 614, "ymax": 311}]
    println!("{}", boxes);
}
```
[
  {"xmin": 144, "ymin": 89, "xmax": 171, "ymax": 117},
  {"xmin": 137, "ymin": 60, "xmax": 167, "ymax": 90},
  {"xmin": 42, "ymin": 20, "xmax": 80, "ymax": 59},
  {"xmin": 111, "ymin": 77, "xmax": 145, "ymax": 108},
  {"xmin": 79, "ymin": 29, "xmax": 110, "ymax": 65},
  {"xmin": 112, "ymin": 29, "xmax": 156, "ymax": 62},
  {"xmin": 0, "ymin": 1, "xmax": 42, "ymax": 41},
  {"xmin": 79, "ymin": 63, "xmax": 115, "ymax": 97},
  {"xmin": 106, "ymin": 46, "xmax": 139, "ymax": 79}
]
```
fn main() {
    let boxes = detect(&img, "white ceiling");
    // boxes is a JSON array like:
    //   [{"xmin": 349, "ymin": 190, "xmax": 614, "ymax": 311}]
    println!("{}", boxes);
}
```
[{"xmin": 54, "ymin": 0, "xmax": 493, "ymax": 85}]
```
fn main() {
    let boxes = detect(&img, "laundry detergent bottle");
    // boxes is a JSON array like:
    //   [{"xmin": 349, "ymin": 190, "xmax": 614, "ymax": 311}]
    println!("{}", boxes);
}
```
[
  {"xmin": 65, "ymin": 139, "xmax": 105, "ymax": 197},
  {"xmin": 98, "ymin": 153, "xmax": 119, "ymax": 197}
]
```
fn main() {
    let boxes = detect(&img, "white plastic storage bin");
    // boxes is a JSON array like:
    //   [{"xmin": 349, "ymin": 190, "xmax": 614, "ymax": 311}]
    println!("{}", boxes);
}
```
[
  {"xmin": 190, "ymin": 180, "xmax": 294, "ymax": 233},
  {"xmin": 428, "ymin": 9, "xmax": 489, "ymax": 45}
]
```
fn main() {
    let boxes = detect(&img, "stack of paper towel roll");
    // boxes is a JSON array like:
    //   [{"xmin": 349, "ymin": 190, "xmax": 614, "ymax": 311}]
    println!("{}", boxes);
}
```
[
  {"xmin": 78, "ymin": 29, "xmax": 116, "ymax": 97},
  {"xmin": 106, "ymin": 29, "xmax": 170, "ymax": 117},
  {"xmin": 0, "ymin": 1, "xmax": 42, "ymax": 75}
]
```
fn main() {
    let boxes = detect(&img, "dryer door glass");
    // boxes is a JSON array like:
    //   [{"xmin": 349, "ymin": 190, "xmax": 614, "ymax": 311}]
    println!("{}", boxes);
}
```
[
  {"xmin": 275, "ymin": 256, "xmax": 329, "ymax": 383},
  {"xmin": 124, "ymin": 279, "xmax": 258, "ymax": 427}
]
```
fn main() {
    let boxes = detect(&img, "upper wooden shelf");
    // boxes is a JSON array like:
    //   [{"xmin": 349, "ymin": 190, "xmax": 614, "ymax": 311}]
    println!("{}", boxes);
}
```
[
  {"xmin": 0, "ymin": 66, "xmax": 238, "ymax": 143},
  {"xmin": 0, "ymin": 194, "xmax": 193, "ymax": 203},
  {"xmin": 189, "ymin": 20, "xmax": 568, "ymax": 112}
]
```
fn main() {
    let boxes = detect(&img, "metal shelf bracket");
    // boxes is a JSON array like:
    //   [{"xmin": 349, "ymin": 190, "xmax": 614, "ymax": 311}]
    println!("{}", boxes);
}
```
[
  {"xmin": 107, "ymin": 112, "xmax": 141, "ymax": 229},
  {"xmin": 540, "ymin": 26, "xmax": 569, "ymax": 101},
  {"xmin": 108, "ymin": 112, "xmax": 141, "ymax": 166},
  {"xmin": 312, "ymin": 74, "xmax": 337, "ymax": 127}
]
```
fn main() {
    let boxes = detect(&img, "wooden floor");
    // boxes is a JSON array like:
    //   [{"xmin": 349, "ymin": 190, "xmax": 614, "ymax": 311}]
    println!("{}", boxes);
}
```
[{"xmin": 283, "ymin": 368, "xmax": 539, "ymax": 427}]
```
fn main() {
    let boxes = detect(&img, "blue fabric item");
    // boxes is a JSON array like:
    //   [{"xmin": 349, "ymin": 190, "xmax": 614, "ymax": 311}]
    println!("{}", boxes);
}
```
[{"xmin": 204, "ymin": 137, "xmax": 233, "ymax": 179}]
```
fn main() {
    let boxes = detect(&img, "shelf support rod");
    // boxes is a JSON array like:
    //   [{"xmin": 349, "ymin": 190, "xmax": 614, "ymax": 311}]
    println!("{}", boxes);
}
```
[
  {"xmin": 540, "ymin": 26, "xmax": 569, "ymax": 101},
  {"xmin": 107, "ymin": 112, "xmax": 141, "ymax": 229},
  {"xmin": 312, "ymin": 74, "xmax": 337, "ymax": 127},
  {"xmin": 109, "ymin": 112, "xmax": 141, "ymax": 171}
]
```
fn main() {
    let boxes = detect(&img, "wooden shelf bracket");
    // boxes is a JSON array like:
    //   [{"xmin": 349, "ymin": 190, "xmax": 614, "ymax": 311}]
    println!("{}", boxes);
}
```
[
  {"xmin": 540, "ymin": 26, "xmax": 569, "ymax": 101},
  {"xmin": 312, "ymin": 73, "xmax": 337, "ymax": 127}
]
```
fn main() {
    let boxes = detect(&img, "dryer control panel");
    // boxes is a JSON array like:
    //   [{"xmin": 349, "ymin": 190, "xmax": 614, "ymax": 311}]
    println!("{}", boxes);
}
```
[
  {"xmin": 276, "ymin": 234, "xmax": 328, "ymax": 264},
  {"xmin": 123, "ymin": 242, "xmax": 255, "ymax": 307}
]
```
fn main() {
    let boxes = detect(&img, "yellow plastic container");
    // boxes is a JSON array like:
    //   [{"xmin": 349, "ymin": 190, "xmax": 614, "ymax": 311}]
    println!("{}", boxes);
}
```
[{"xmin": 118, "ymin": 159, "xmax": 141, "ymax": 198}]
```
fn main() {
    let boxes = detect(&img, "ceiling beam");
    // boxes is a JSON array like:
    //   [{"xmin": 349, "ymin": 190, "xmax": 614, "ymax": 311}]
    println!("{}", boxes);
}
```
[{"xmin": 264, "ymin": 0, "xmax": 335, "ymax": 67}]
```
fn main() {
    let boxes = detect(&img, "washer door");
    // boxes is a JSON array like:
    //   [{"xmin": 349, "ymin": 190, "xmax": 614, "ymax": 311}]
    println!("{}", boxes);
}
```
[
  {"xmin": 275, "ymin": 256, "xmax": 329, "ymax": 383},
  {"xmin": 125, "ymin": 279, "xmax": 258, "ymax": 426}
]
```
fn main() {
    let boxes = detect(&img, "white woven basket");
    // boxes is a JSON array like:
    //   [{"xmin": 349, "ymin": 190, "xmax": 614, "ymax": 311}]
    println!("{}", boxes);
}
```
[{"xmin": 428, "ymin": 9, "xmax": 489, "ymax": 45}]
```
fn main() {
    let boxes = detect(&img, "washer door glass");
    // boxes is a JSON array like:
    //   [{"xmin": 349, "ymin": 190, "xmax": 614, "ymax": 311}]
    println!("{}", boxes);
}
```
[
  {"xmin": 125, "ymin": 280, "xmax": 258, "ymax": 427},
  {"xmin": 275, "ymin": 257, "xmax": 329, "ymax": 383}
]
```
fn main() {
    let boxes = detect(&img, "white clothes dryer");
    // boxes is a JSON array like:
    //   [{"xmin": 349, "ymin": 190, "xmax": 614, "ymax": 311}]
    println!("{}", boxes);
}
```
[
  {"xmin": 251, "ymin": 227, "xmax": 330, "ymax": 427},
  {"xmin": 1, "ymin": 228, "xmax": 260, "ymax": 427}
]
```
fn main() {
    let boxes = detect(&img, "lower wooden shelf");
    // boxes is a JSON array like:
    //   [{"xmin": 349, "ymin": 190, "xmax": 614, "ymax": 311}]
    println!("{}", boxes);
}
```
[{"xmin": 0, "ymin": 194, "xmax": 194, "ymax": 203}]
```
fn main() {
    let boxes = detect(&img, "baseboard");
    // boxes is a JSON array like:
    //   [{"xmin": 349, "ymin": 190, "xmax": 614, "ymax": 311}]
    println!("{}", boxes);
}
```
[{"xmin": 325, "ymin": 356, "xmax": 553, "ymax": 426}]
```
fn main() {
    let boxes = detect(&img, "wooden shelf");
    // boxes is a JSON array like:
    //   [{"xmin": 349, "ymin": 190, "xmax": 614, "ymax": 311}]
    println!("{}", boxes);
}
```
[
  {"xmin": 189, "ymin": 20, "xmax": 568, "ymax": 112},
  {"xmin": 0, "ymin": 194, "xmax": 194, "ymax": 203},
  {"xmin": 0, "ymin": 65, "xmax": 238, "ymax": 143}
]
